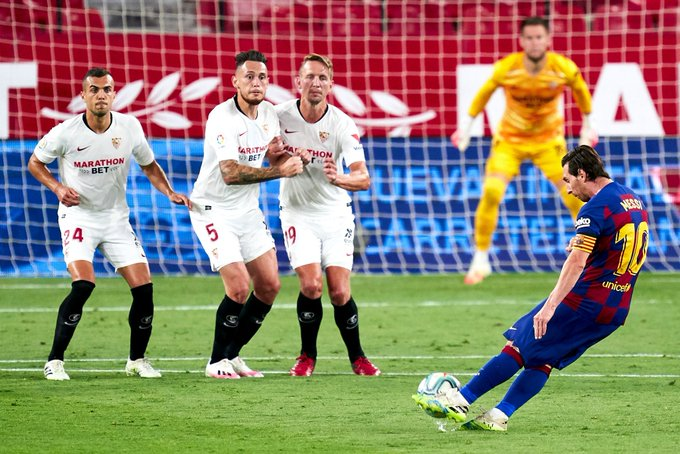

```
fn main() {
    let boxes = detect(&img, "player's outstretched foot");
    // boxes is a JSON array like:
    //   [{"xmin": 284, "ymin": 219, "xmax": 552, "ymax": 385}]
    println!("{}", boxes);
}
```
[
  {"xmin": 352, "ymin": 356, "xmax": 381, "ymax": 376},
  {"xmin": 290, "ymin": 353, "xmax": 316, "ymax": 376},
  {"xmin": 205, "ymin": 359, "xmax": 240, "ymax": 379},
  {"xmin": 44, "ymin": 359, "xmax": 70, "ymax": 381},
  {"xmin": 460, "ymin": 408, "xmax": 508, "ymax": 431},
  {"xmin": 412, "ymin": 388, "xmax": 469, "ymax": 422},
  {"xmin": 464, "ymin": 251, "xmax": 491, "ymax": 285},
  {"xmin": 125, "ymin": 358, "xmax": 162, "ymax": 378},
  {"xmin": 228, "ymin": 356, "xmax": 264, "ymax": 378}
]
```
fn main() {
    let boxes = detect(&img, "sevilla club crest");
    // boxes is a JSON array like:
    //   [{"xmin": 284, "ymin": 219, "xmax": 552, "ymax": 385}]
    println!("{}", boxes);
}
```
[
  {"xmin": 319, "ymin": 131, "xmax": 330, "ymax": 143},
  {"xmin": 111, "ymin": 137, "xmax": 122, "ymax": 149}
]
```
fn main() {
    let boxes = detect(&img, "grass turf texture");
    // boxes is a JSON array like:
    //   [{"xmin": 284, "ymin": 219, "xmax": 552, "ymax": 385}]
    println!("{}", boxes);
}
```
[{"xmin": 1, "ymin": 273, "xmax": 678, "ymax": 453}]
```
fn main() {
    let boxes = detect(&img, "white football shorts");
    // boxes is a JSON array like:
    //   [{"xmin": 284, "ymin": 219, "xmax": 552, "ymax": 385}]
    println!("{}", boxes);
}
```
[
  {"xmin": 58, "ymin": 209, "xmax": 147, "ymax": 270},
  {"xmin": 190, "ymin": 204, "xmax": 275, "ymax": 271},
  {"xmin": 280, "ymin": 210, "xmax": 355, "ymax": 271}
]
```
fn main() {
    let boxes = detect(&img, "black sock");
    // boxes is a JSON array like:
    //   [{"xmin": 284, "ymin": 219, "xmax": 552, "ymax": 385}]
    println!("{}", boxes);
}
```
[
  {"xmin": 225, "ymin": 292, "xmax": 272, "ymax": 360},
  {"xmin": 210, "ymin": 295, "xmax": 243, "ymax": 363},
  {"xmin": 48, "ymin": 280, "xmax": 95, "ymax": 361},
  {"xmin": 128, "ymin": 283, "xmax": 154, "ymax": 360},
  {"xmin": 333, "ymin": 296, "xmax": 364, "ymax": 362},
  {"xmin": 297, "ymin": 292, "xmax": 323, "ymax": 359}
]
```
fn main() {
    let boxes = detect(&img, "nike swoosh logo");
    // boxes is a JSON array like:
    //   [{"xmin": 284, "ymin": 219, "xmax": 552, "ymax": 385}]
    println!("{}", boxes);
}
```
[
  {"xmin": 77, "ymin": 146, "xmax": 90, "ymax": 151},
  {"xmin": 239, "ymin": 131, "xmax": 247, "ymax": 136},
  {"xmin": 284, "ymin": 129, "xmax": 298, "ymax": 134}
]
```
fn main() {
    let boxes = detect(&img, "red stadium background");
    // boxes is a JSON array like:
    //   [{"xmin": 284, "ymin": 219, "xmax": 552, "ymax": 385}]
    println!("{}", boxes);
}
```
[{"xmin": 1, "ymin": 0, "xmax": 678, "ymax": 139}]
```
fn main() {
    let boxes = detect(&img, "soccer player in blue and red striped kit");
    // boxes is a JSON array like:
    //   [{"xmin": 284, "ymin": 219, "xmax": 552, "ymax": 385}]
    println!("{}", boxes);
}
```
[{"xmin": 415, "ymin": 145, "xmax": 649, "ymax": 430}]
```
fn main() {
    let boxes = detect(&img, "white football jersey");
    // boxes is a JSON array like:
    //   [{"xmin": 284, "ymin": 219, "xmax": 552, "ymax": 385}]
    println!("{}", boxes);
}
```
[
  {"xmin": 275, "ymin": 100, "xmax": 366, "ymax": 215},
  {"xmin": 33, "ymin": 112, "xmax": 154, "ymax": 215},
  {"xmin": 191, "ymin": 96, "xmax": 280, "ymax": 211}
]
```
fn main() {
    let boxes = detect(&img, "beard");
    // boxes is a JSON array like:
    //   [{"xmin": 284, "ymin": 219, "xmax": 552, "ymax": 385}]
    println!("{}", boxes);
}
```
[
  {"xmin": 527, "ymin": 52, "xmax": 545, "ymax": 64},
  {"xmin": 243, "ymin": 97, "xmax": 263, "ymax": 106}
]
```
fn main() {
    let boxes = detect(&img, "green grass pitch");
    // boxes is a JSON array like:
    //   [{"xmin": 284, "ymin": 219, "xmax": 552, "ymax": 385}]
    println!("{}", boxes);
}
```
[{"xmin": 1, "ymin": 273, "xmax": 678, "ymax": 453}]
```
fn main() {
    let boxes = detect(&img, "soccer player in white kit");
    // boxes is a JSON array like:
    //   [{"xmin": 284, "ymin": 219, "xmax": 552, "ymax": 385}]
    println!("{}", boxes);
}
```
[
  {"xmin": 28, "ymin": 68, "xmax": 191, "ymax": 380},
  {"xmin": 273, "ymin": 54, "xmax": 381, "ymax": 376},
  {"xmin": 190, "ymin": 50, "xmax": 304, "ymax": 379}
]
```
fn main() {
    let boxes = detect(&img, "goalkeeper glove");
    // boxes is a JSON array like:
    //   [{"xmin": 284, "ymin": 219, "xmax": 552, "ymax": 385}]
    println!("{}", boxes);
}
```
[
  {"xmin": 450, "ymin": 117, "xmax": 474, "ymax": 152},
  {"xmin": 579, "ymin": 114, "xmax": 598, "ymax": 147}
]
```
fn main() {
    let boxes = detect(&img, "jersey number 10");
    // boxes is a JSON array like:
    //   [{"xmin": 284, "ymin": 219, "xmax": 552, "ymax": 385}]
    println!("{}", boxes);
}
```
[{"xmin": 614, "ymin": 222, "xmax": 649, "ymax": 276}]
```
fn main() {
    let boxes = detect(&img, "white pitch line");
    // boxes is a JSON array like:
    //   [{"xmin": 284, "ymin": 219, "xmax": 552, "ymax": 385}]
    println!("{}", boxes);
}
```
[
  {"xmin": 1, "ymin": 352, "xmax": 677, "ymax": 364},
  {"xmin": 0, "ymin": 283, "xmax": 72, "ymax": 290},
  {"xmin": 0, "ymin": 368, "xmax": 677, "ymax": 379},
  {"xmin": 0, "ymin": 298, "xmax": 672, "ymax": 313}
]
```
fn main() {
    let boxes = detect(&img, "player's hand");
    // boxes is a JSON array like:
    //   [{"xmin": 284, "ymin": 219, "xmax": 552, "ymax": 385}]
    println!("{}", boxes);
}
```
[
  {"xmin": 450, "ymin": 129, "xmax": 470, "ymax": 152},
  {"xmin": 55, "ymin": 184, "xmax": 80, "ymax": 207},
  {"xmin": 279, "ymin": 156, "xmax": 303, "ymax": 177},
  {"xmin": 579, "ymin": 115, "xmax": 598, "ymax": 147},
  {"xmin": 579, "ymin": 127, "xmax": 598, "ymax": 147},
  {"xmin": 533, "ymin": 302, "xmax": 557, "ymax": 339},
  {"xmin": 566, "ymin": 235, "xmax": 582, "ymax": 253},
  {"xmin": 323, "ymin": 156, "xmax": 339, "ymax": 184},
  {"xmin": 168, "ymin": 191, "xmax": 192, "ymax": 209},
  {"xmin": 267, "ymin": 136, "xmax": 286, "ymax": 156},
  {"xmin": 292, "ymin": 147, "xmax": 311, "ymax": 166}
]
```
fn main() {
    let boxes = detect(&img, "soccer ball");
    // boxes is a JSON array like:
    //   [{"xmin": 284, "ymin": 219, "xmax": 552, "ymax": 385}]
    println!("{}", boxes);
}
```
[{"xmin": 416, "ymin": 372, "xmax": 461, "ymax": 397}]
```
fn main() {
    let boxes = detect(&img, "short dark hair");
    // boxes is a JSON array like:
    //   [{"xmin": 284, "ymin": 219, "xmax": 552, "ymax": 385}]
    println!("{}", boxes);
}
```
[
  {"xmin": 235, "ymin": 50, "xmax": 267, "ymax": 69},
  {"xmin": 520, "ymin": 16, "xmax": 549, "ymax": 33},
  {"xmin": 83, "ymin": 67, "xmax": 111, "ymax": 82},
  {"xmin": 562, "ymin": 145, "xmax": 610, "ymax": 181}
]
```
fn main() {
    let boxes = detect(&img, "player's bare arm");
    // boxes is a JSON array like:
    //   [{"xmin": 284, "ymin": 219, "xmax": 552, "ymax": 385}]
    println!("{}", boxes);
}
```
[
  {"xmin": 220, "ymin": 157, "xmax": 303, "ymax": 185},
  {"xmin": 324, "ymin": 158, "xmax": 370, "ymax": 191},
  {"xmin": 533, "ymin": 248, "xmax": 588, "ymax": 339},
  {"xmin": 27, "ymin": 153, "xmax": 80, "ymax": 207},
  {"xmin": 140, "ymin": 160, "xmax": 192, "ymax": 209}
]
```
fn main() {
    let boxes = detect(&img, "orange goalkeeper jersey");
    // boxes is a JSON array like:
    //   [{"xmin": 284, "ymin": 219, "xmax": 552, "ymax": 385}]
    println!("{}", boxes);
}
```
[{"xmin": 468, "ymin": 51, "xmax": 592, "ymax": 144}]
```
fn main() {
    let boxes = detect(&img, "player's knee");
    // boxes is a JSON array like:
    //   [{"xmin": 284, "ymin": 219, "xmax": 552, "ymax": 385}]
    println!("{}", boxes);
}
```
[
  {"xmin": 129, "ymin": 283, "xmax": 154, "ymax": 328},
  {"xmin": 300, "ymin": 279, "xmax": 323, "ymax": 299},
  {"xmin": 254, "ymin": 278, "xmax": 280, "ymax": 303},
  {"xmin": 59, "ymin": 280, "xmax": 96, "ymax": 326},
  {"xmin": 328, "ymin": 287, "xmax": 351, "ymax": 306},
  {"xmin": 527, "ymin": 364, "xmax": 552, "ymax": 376},
  {"xmin": 481, "ymin": 176, "xmax": 506, "ymax": 206},
  {"xmin": 70, "ymin": 280, "xmax": 95, "ymax": 303}
]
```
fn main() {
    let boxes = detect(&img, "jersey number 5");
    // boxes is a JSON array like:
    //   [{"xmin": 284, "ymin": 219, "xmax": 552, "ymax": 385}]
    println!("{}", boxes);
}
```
[
  {"xmin": 614, "ymin": 221, "xmax": 649, "ymax": 276},
  {"xmin": 206, "ymin": 223, "xmax": 218, "ymax": 241}
]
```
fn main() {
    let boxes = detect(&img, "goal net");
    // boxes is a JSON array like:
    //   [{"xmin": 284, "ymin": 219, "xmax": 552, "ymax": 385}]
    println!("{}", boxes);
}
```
[{"xmin": 1, "ymin": 0, "xmax": 678, "ymax": 276}]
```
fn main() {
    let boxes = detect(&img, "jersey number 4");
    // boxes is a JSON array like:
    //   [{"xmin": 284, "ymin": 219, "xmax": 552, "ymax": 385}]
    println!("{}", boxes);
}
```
[{"xmin": 614, "ymin": 221, "xmax": 649, "ymax": 276}]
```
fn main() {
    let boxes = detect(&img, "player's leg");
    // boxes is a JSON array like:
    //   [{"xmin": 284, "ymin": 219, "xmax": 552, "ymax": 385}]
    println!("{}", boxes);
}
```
[
  {"xmin": 322, "ymin": 216, "xmax": 380, "ymax": 375},
  {"xmin": 106, "ymin": 221, "xmax": 161, "ymax": 378},
  {"xmin": 461, "ymin": 364, "xmax": 551, "ymax": 432},
  {"xmin": 326, "ymin": 266, "xmax": 380, "ymax": 376},
  {"xmin": 466, "ymin": 140, "xmax": 519, "ymax": 284},
  {"xmin": 415, "ymin": 343, "xmax": 523, "ymax": 422},
  {"xmin": 532, "ymin": 137, "xmax": 583, "ymax": 219},
  {"xmin": 281, "ymin": 213, "xmax": 324, "ymax": 376},
  {"xmin": 45, "ymin": 260, "xmax": 96, "ymax": 380},
  {"xmin": 291, "ymin": 263, "xmax": 323, "ymax": 376},
  {"xmin": 222, "ymin": 212, "xmax": 279, "ymax": 377},
  {"xmin": 219, "ymin": 249, "xmax": 278, "ymax": 377},
  {"xmin": 45, "ymin": 214, "xmax": 99, "ymax": 380},
  {"xmin": 189, "ymin": 206, "xmax": 244, "ymax": 378}
]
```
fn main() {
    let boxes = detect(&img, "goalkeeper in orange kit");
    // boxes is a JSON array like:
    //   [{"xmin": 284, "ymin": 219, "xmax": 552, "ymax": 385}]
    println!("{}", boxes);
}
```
[{"xmin": 452, "ymin": 16, "xmax": 597, "ymax": 285}]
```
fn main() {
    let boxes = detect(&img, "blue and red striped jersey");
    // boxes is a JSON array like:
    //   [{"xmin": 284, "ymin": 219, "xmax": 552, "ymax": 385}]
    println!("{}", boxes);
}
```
[{"xmin": 563, "ymin": 181, "xmax": 649, "ymax": 325}]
